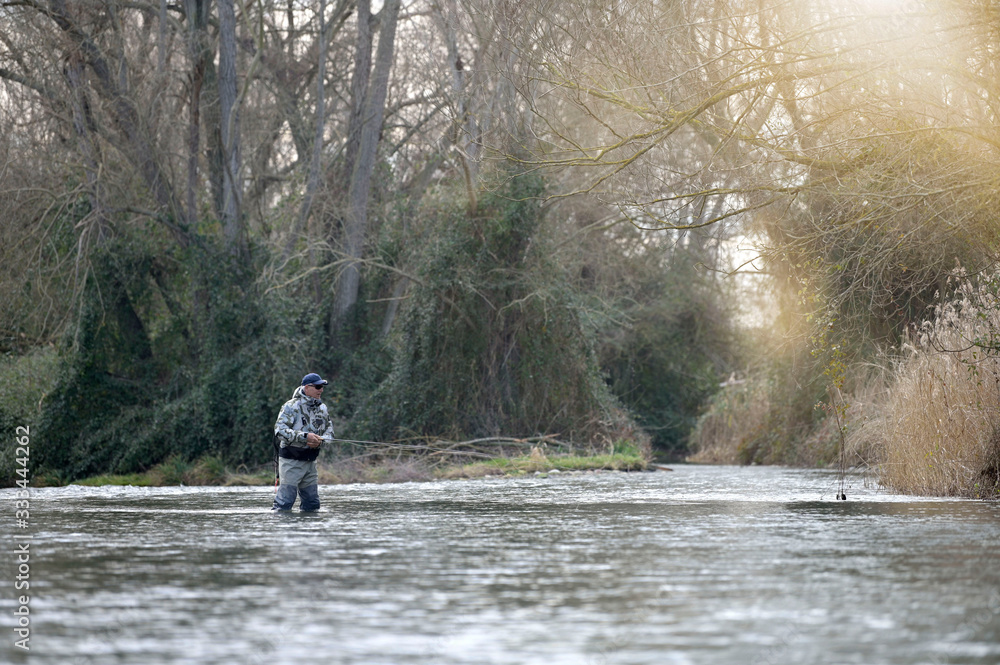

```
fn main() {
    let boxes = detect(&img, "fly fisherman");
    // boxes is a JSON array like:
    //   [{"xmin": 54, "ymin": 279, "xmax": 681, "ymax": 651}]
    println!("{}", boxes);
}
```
[{"xmin": 272, "ymin": 373, "xmax": 335, "ymax": 511}]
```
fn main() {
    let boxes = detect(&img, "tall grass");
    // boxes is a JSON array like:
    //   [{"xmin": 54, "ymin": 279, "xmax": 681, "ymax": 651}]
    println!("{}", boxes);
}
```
[
  {"xmin": 857, "ymin": 276, "xmax": 1000, "ymax": 498},
  {"xmin": 688, "ymin": 371, "xmax": 844, "ymax": 467},
  {"xmin": 688, "ymin": 379, "xmax": 770, "ymax": 464}
]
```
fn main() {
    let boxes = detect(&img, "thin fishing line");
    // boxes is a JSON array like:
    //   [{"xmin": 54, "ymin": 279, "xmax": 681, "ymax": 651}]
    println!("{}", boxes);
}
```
[{"xmin": 330, "ymin": 437, "xmax": 395, "ymax": 446}]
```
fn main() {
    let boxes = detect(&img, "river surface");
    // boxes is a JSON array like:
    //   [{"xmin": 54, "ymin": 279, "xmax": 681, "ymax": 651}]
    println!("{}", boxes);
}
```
[{"xmin": 2, "ymin": 465, "xmax": 999, "ymax": 665}]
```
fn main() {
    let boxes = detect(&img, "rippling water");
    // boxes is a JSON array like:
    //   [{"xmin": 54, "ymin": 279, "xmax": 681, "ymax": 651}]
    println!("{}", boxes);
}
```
[{"xmin": 2, "ymin": 465, "xmax": 999, "ymax": 664}]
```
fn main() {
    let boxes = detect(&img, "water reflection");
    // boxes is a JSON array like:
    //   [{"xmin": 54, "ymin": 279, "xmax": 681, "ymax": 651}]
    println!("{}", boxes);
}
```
[{"xmin": 1, "ymin": 466, "xmax": 998, "ymax": 664}]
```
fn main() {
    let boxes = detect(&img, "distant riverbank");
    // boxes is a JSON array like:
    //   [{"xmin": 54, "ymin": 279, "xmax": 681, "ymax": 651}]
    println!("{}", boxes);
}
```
[{"xmin": 41, "ymin": 444, "xmax": 651, "ymax": 488}]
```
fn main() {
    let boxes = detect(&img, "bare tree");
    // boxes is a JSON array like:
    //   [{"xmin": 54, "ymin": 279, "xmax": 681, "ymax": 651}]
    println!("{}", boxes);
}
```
[
  {"xmin": 218, "ymin": 0, "xmax": 246, "ymax": 258},
  {"xmin": 331, "ymin": 0, "xmax": 403, "ymax": 327}
]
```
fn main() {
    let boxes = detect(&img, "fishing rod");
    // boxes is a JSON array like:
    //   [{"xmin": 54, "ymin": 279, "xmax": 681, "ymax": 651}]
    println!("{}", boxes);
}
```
[
  {"xmin": 271, "ymin": 434, "xmax": 563, "ymax": 489},
  {"xmin": 270, "ymin": 435, "xmax": 416, "ymax": 491},
  {"xmin": 331, "ymin": 437, "xmax": 413, "ymax": 447},
  {"xmin": 829, "ymin": 386, "xmax": 849, "ymax": 501}
]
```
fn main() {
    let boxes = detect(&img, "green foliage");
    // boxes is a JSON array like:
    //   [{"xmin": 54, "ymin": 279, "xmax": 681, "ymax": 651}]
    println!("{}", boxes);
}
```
[
  {"xmin": 0, "ymin": 347, "xmax": 58, "ymax": 485},
  {"xmin": 10, "ymin": 169, "xmax": 720, "ymax": 483},
  {"xmin": 32, "ymin": 232, "xmax": 301, "ymax": 481},
  {"xmin": 71, "ymin": 454, "xmax": 243, "ymax": 486},
  {"xmin": 601, "ymin": 254, "xmax": 739, "ymax": 455},
  {"xmin": 354, "ymin": 170, "xmax": 629, "ymax": 444},
  {"xmin": 321, "ymin": 299, "xmax": 394, "ymax": 423}
]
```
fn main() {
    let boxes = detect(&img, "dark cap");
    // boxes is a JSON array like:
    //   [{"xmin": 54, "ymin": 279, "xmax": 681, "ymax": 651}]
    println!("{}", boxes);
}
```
[{"xmin": 301, "ymin": 372, "xmax": 328, "ymax": 387}]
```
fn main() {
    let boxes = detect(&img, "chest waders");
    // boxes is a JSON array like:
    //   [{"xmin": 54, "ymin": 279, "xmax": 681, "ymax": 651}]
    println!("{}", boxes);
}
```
[{"xmin": 273, "ymin": 402, "xmax": 324, "ymax": 491}]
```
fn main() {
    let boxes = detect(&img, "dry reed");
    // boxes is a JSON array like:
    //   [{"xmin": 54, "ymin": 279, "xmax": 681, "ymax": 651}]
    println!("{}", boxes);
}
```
[
  {"xmin": 687, "ymin": 378, "xmax": 771, "ymax": 464},
  {"xmin": 859, "ymin": 276, "xmax": 1000, "ymax": 497}
]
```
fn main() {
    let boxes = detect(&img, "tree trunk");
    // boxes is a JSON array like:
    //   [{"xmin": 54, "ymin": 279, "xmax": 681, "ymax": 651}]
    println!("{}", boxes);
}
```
[
  {"xmin": 435, "ymin": 0, "xmax": 478, "ymax": 213},
  {"xmin": 158, "ymin": 0, "xmax": 168, "ymax": 75},
  {"xmin": 184, "ymin": 0, "xmax": 209, "ymax": 228},
  {"xmin": 48, "ymin": 0, "xmax": 189, "ymax": 246},
  {"xmin": 380, "ymin": 276, "xmax": 409, "ymax": 337},
  {"xmin": 218, "ymin": 0, "xmax": 246, "ymax": 258},
  {"xmin": 187, "ymin": 50, "xmax": 203, "ymax": 227},
  {"xmin": 283, "ymin": 0, "xmax": 330, "ymax": 261},
  {"xmin": 330, "ymin": 0, "xmax": 401, "ymax": 327},
  {"xmin": 64, "ymin": 47, "xmax": 152, "ymax": 364},
  {"xmin": 341, "ymin": 0, "xmax": 373, "ymax": 188},
  {"xmin": 64, "ymin": 53, "xmax": 109, "ymax": 244}
]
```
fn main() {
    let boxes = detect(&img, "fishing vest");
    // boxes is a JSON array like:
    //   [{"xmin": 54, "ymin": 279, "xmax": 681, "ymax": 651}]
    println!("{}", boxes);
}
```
[{"xmin": 274, "ymin": 388, "xmax": 334, "ymax": 462}]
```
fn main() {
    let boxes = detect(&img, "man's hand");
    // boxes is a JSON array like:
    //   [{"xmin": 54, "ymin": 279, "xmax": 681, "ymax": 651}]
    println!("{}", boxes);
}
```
[{"xmin": 305, "ymin": 433, "xmax": 323, "ymax": 448}]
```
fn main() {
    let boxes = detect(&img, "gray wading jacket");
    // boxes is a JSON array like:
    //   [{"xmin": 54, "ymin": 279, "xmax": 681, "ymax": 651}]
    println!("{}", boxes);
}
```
[{"xmin": 274, "ymin": 386, "xmax": 335, "ymax": 461}]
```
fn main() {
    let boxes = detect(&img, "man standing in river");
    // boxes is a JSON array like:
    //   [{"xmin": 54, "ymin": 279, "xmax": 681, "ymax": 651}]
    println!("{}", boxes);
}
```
[{"xmin": 272, "ymin": 373, "xmax": 335, "ymax": 511}]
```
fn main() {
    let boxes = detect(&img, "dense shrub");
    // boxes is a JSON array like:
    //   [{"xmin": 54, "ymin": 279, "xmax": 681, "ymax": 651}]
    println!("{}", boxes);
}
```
[
  {"xmin": 688, "ymin": 340, "xmax": 840, "ymax": 467},
  {"xmin": 0, "ymin": 347, "xmax": 59, "ymax": 485},
  {"xmin": 354, "ymin": 172, "xmax": 633, "ymax": 446},
  {"xmin": 601, "ymin": 254, "xmax": 739, "ymax": 456},
  {"xmin": 30, "ymin": 235, "xmax": 305, "ymax": 481}
]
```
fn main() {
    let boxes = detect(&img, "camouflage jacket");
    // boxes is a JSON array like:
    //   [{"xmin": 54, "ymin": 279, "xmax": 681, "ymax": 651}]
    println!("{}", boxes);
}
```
[{"xmin": 274, "ymin": 386, "xmax": 335, "ymax": 453}]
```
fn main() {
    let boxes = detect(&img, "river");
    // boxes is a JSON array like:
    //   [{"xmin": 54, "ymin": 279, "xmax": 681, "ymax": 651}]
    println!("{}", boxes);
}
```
[{"xmin": 2, "ymin": 465, "xmax": 998, "ymax": 664}]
